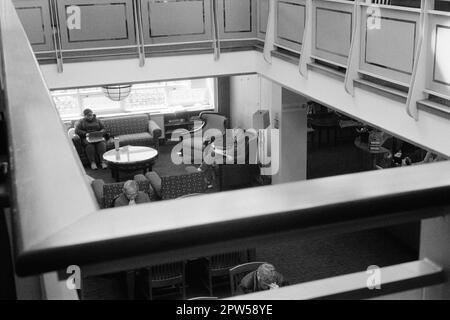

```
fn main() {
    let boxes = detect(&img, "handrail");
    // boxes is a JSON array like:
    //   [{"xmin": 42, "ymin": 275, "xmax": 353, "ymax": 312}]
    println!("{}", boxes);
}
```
[
  {"xmin": 226, "ymin": 259, "xmax": 444, "ymax": 300},
  {"xmin": 0, "ymin": 0, "xmax": 97, "ymax": 266},
  {"xmin": 2, "ymin": 0, "xmax": 450, "ymax": 280}
]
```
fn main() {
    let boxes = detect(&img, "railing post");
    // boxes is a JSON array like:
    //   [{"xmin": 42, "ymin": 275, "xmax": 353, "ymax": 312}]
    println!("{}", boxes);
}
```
[
  {"xmin": 344, "ymin": 0, "xmax": 363, "ymax": 95},
  {"xmin": 406, "ymin": 0, "xmax": 433, "ymax": 120},
  {"xmin": 211, "ymin": 0, "xmax": 221, "ymax": 61},
  {"xmin": 299, "ymin": 0, "xmax": 313, "ymax": 78},
  {"xmin": 263, "ymin": 0, "xmax": 276, "ymax": 63},
  {"xmin": 49, "ymin": 0, "xmax": 63, "ymax": 73},
  {"xmin": 133, "ymin": 0, "xmax": 145, "ymax": 67}
]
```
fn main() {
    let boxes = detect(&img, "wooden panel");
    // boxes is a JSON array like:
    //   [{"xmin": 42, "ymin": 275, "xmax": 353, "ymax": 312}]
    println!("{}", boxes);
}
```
[
  {"xmin": 57, "ymin": 0, "xmax": 136, "ymax": 50},
  {"xmin": 313, "ymin": 1, "xmax": 353, "ymax": 66},
  {"xmin": 366, "ymin": 19, "xmax": 416, "ymax": 74},
  {"xmin": 14, "ymin": 0, "xmax": 54, "ymax": 52},
  {"xmin": 217, "ymin": 0, "xmax": 257, "ymax": 40},
  {"xmin": 275, "ymin": 0, "xmax": 306, "ymax": 53},
  {"xmin": 360, "ymin": 8, "xmax": 419, "ymax": 85},
  {"xmin": 427, "ymin": 14, "xmax": 450, "ymax": 97},
  {"xmin": 142, "ymin": 0, "xmax": 212, "ymax": 44},
  {"xmin": 433, "ymin": 26, "xmax": 450, "ymax": 86},
  {"xmin": 258, "ymin": 0, "xmax": 270, "ymax": 40}
]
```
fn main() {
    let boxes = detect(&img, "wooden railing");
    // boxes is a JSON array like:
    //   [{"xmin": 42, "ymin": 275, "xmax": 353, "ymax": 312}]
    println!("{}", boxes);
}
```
[{"xmin": 2, "ymin": 0, "xmax": 450, "ymax": 299}]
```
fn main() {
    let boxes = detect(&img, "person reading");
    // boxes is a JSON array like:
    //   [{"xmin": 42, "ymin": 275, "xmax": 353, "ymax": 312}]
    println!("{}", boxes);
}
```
[
  {"xmin": 113, "ymin": 180, "xmax": 151, "ymax": 207},
  {"xmin": 75, "ymin": 108, "xmax": 108, "ymax": 170},
  {"xmin": 237, "ymin": 263, "xmax": 288, "ymax": 294}
]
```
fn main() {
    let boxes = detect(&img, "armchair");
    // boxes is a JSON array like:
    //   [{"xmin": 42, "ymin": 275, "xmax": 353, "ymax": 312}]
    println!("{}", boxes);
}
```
[
  {"xmin": 204, "ymin": 249, "xmax": 256, "ymax": 296},
  {"xmin": 177, "ymin": 112, "xmax": 228, "ymax": 164},
  {"xmin": 91, "ymin": 174, "xmax": 157, "ymax": 208}
]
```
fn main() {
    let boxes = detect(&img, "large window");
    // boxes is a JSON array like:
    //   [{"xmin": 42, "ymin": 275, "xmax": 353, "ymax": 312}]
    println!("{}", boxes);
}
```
[{"xmin": 51, "ymin": 78, "xmax": 215, "ymax": 119}]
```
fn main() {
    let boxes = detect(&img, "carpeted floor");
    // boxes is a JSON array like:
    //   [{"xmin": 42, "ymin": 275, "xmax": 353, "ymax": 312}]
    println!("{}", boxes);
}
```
[{"xmin": 82, "ymin": 129, "xmax": 418, "ymax": 300}]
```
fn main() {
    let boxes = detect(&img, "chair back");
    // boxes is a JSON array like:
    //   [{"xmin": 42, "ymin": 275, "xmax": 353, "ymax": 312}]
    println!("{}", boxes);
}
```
[
  {"xmin": 372, "ymin": 0, "xmax": 391, "ymax": 4},
  {"xmin": 146, "ymin": 261, "xmax": 186, "ymax": 300},
  {"xmin": 67, "ymin": 127, "xmax": 76, "ymax": 139},
  {"xmin": 229, "ymin": 262, "xmax": 266, "ymax": 296},
  {"xmin": 200, "ymin": 112, "xmax": 228, "ymax": 139},
  {"xmin": 160, "ymin": 172, "xmax": 207, "ymax": 200},
  {"xmin": 101, "ymin": 114, "xmax": 150, "ymax": 137}
]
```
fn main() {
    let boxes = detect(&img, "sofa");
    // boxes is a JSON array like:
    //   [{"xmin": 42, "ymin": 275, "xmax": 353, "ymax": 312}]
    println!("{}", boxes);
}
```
[
  {"xmin": 91, "ymin": 174, "xmax": 158, "ymax": 208},
  {"xmin": 69, "ymin": 114, "xmax": 162, "ymax": 166}
]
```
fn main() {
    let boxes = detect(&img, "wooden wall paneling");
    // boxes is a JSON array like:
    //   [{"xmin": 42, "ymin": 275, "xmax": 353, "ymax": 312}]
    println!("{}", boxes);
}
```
[
  {"xmin": 360, "ymin": 7, "xmax": 420, "ymax": 85},
  {"xmin": 275, "ymin": 0, "xmax": 306, "ymax": 53},
  {"xmin": 312, "ymin": 0, "xmax": 353, "ymax": 66},
  {"xmin": 14, "ymin": 0, "xmax": 54, "ymax": 52},
  {"xmin": 56, "ymin": 0, "xmax": 136, "ymax": 50},
  {"xmin": 217, "ymin": 0, "xmax": 257, "ymax": 40},
  {"xmin": 141, "ymin": 0, "xmax": 212, "ymax": 45}
]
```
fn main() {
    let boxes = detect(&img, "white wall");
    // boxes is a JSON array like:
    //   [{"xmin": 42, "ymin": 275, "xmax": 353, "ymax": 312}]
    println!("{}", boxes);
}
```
[
  {"xmin": 278, "ymin": 89, "xmax": 308, "ymax": 183},
  {"xmin": 229, "ymin": 75, "xmax": 307, "ymax": 184},
  {"xmin": 229, "ymin": 74, "xmax": 260, "ymax": 129},
  {"xmin": 41, "ymin": 52, "xmax": 258, "ymax": 90}
]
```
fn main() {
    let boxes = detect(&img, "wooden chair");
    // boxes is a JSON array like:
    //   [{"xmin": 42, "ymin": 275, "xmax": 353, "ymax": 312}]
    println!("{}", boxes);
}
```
[
  {"xmin": 229, "ymin": 262, "xmax": 267, "ymax": 296},
  {"xmin": 144, "ymin": 262, "xmax": 186, "ymax": 300},
  {"xmin": 205, "ymin": 249, "xmax": 256, "ymax": 296}
]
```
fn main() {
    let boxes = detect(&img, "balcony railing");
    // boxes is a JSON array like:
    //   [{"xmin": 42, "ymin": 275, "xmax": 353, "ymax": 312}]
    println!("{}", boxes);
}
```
[
  {"xmin": 12, "ymin": 0, "xmax": 450, "ymax": 104},
  {"xmin": 2, "ymin": 0, "xmax": 450, "ymax": 299}
]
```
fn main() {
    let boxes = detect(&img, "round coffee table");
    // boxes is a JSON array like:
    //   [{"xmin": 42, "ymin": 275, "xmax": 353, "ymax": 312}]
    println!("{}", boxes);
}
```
[{"xmin": 103, "ymin": 146, "xmax": 158, "ymax": 182}]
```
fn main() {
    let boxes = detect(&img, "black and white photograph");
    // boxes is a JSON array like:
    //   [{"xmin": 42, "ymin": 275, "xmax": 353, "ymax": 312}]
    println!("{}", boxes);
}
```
[{"xmin": 0, "ymin": 0, "xmax": 449, "ymax": 306}]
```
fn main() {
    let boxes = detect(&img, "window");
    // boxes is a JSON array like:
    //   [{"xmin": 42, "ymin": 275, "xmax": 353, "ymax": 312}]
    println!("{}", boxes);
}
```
[{"xmin": 52, "ymin": 78, "xmax": 215, "ymax": 119}]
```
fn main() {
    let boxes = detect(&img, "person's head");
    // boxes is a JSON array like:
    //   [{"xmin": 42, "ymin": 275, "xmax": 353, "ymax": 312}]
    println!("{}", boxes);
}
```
[
  {"xmin": 123, "ymin": 180, "xmax": 139, "ymax": 201},
  {"xmin": 83, "ymin": 108, "xmax": 94, "ymax": 122},
  {"xmin": 256, "ymin": 263, "xmax": 279, "ymax": 290}
]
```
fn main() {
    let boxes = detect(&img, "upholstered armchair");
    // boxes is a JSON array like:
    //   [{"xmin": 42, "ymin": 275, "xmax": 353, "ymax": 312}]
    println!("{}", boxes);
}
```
[
  {"xmin": 91, "ymin": 174, "xmax": 157, "ymax": 208},
  {"xmin": 145, "ymin": 171, "xmax": 207, "ymax": 200},
  {"xmin": 178, "ymin": 112, "xmax": 228, "ymax": 164}
]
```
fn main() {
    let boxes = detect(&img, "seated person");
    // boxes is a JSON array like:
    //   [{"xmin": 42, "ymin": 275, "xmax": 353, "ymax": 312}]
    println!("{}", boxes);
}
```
[
  {"xmin": 75, "ymin": 108, "xmax": 108, "ymax": 170},
  {"xmin": 238, "ymin": 263, "xmax": 288, "ymax": 294},
  {"xmin": 113, "ymin": 180, "xmax": 150, "ymax": 207}
]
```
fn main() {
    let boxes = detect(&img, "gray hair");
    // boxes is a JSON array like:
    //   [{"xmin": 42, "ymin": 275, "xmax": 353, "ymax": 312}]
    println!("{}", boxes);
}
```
[
  {"xmin": 123, "ymin": 180, "xmax": 138, "ymax": 193},
  {"xmin": 256, "ymin": 263, "xmax": 277, "ymax": 284}
]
